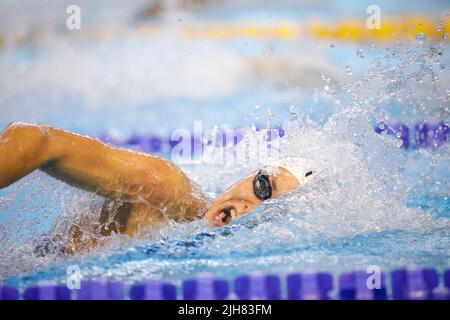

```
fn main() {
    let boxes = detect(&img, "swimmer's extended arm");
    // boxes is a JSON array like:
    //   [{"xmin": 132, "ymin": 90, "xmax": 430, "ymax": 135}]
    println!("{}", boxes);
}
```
[{"xmin": 0, "ymin": 123, "xmax": 206, "ymax": 220}]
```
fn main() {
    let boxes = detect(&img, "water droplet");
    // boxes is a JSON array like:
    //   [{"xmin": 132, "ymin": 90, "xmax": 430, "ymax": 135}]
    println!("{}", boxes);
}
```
[
  {"xmin": 289, "ymin": 105, "xmax": 298, "ymax": 121},
  {"xmin": 431, "ymin": 73, "xmax": 439, "ymax": 83},
  {"xmin": 416, "ymin": 32, "xmax": 426, "ymax": 43},
  {"xmin": 356, "ymin": 49, "xmax": 365, "ymax": 58},
  {"xmin": 345, "ymin": 66, "xmax": 353, "ymax": 75},
  {"xmin": 267, "ymin": 109, "xmax": 275, "ymax": 121}
]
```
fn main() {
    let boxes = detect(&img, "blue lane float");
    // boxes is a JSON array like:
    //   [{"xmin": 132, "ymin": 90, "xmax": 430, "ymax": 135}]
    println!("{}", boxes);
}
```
[
  {"xmin": 338, "ymin": 270, "xmax": 387, "ymax": 300},
  {"xmin": 1, "ymin": 268, "xmax": 450, "ymax": 300},
  {"xmin": 445, "ymin": 270, "xmax": 450, "ymax": 299},
  {"xmin": 98, "ymin": 121, "xmax": 449, "ymax": 154},
  {"xmin": 287, "ymin": 272, "xmax": 333, "ymax": 300},
  {"xmin": 374, "ymin": 122, "xmax": 411, "ymax": 149},
  {"xmin": 182, "ymin": 273, "xmax": 229, "ymax": 300},
  {"xmin": 414, "ymin": 121, "xmax": 449, "ymax": 148},
  {"xmin": 234, "ymin": 273, "xmax": 281, "ymax": 300},
  {"xmin": 130, "ymin": 279, "xmax": 177, "ymax": 300},
  {"xmin": 391, "ymin": 268, "xmax": 439, "ymax": 300},
  {"xmin": 77, "ymin": 280, "xmax": 124, "ymax": 300},
  {"xmin": 363, "ymin": 120, "xmax": 448, "ymax": 149},
  {"xmin": 0, "ymin": 286, "xmax": 19, "ymax": 300},
  {"xmin": 24, "ymin": 284, "xmax": 71, "ymax": 300}
]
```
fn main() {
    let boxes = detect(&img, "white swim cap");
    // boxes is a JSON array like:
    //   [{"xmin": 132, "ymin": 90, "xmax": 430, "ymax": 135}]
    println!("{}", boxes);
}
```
[{"xmin": 267, "ymin": 157, "xmax": 316, "ymax": 184}]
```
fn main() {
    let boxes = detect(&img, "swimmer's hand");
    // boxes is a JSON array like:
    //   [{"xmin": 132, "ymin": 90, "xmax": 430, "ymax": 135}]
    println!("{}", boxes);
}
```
[{"xmin": 0, "ymin": 123, "xmax": 206, "ymax": 222}]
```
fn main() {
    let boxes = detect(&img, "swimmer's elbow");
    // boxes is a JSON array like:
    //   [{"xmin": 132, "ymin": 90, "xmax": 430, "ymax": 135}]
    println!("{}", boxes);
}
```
[
  {"xmin": 0, "ymin": 122, "xmax": 52, "ymax": 189},
  {"xmin": 3, "ymin": 122, "xmax": 51, "ymax": 162},
  {"xmin": 5, "ymin": 122, "xmax": 50, "ymax": 139}
]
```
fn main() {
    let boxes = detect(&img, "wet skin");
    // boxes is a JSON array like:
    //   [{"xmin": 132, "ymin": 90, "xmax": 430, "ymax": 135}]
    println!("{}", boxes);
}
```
[{"xmin": 0, "ymin": 123, "xmax": 300, "ymax": 254}]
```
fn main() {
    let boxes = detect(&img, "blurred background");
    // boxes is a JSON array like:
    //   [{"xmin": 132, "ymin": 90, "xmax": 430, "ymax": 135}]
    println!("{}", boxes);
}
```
[{"xmin": 0, "ymin": 0, "xmax": 448, "ymax": 138}]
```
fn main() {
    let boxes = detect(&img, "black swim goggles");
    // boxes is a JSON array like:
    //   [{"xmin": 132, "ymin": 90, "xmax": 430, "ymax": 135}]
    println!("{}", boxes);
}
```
[{"xmin": 253, "ymin": 169, "xmax": 272, "ymax": 200}]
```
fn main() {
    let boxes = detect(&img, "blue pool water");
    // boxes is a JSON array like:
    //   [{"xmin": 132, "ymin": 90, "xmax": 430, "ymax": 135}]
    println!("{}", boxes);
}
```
[{"xmin": 0, "ymin": 1, "xmax": 449, "ymax": 290}]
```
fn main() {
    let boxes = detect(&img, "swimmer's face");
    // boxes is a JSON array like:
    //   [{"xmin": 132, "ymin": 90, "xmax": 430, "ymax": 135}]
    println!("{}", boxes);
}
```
[{"xmin": 205, "ymin": 166, "xmax": 299, "ymax": 226}]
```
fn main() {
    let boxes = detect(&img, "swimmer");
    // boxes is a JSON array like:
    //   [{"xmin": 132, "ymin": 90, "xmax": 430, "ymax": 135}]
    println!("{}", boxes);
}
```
[{"xmin": 0, "ymin": 123, "xmax": 315, "ymax": 254}]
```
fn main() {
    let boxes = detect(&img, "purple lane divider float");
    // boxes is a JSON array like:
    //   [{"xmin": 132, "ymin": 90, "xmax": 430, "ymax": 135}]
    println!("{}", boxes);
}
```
[
  {"xmin": 130, "ymin": 278, "xmax": 177, "ymax": 300},
  {"xmin": 391, "ymin": 268, "xmax": 439, "ymax": 300},
  {"xmin": 77, "ymin": 280, "xmax": 124, "ymax": 300},
  {"xmin": 125, "ymin": 134, "xmax": 163, "ymax": 153},
  {"xmin": 234, "ymin": 272, "xmax": 281, "ymax": 300},
  {"xmin": 414, "ymin": 121, "xmax": 431, "ymax": 148},
  {"xmin": 3, "ymin": 268, "xmax": 449, "ymax": 300},
  {"xmin": 444, "ymin": 269, "xmax": 450, "ymax": 299},
  {"xmin": 99, "ymin": 121, "xmax": 448, "ymax": 154},
  {"xmin": 338, "ymin": 270, "xmax": 387, "ymax": 300},
  {"xmin": 414, "ymin": 121, "xmax": 449, "ymax": 148},
  {"xmin": 286, "ymin": 272, "xmax": 333, "ymax": 300},
  {"xmin": 24, "ymin": 284, "xmax": 71, "ymax": 300},
  {"xmin": 430, "ymin": 121, "xmax": 450, "ymax": 147},
  {"xmin": 0, "ymin": 286, "xmax": 19, "ymax": 300},
  {"xmin": 375, "ymin": 122, "xmax": 410, "ymax": 149},
  {"xmin": 182, "ymin": 273, "xmax": 229, "ymax": 300}
]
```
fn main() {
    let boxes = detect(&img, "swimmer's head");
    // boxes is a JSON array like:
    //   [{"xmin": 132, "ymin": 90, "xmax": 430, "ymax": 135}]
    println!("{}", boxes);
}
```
[{"xmin": 205, "ymin": 157, "xmax": 316, "ymax": 226}]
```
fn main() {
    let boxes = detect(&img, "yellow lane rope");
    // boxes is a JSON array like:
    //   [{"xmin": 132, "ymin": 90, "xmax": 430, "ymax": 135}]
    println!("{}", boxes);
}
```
[
  {"xmin": 306, "ymin": 15, "xmax": 449, "ymax": 43},
  {"xmin": 0, "ymin": 15, "xmax": 448, "ymax": 47}
]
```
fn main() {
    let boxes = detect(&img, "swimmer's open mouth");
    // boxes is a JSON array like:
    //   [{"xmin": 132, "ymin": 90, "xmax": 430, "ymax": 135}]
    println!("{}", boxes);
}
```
[{"xmin": 213, "ymin": 207, "xmax": 237, "ymax": 226}]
